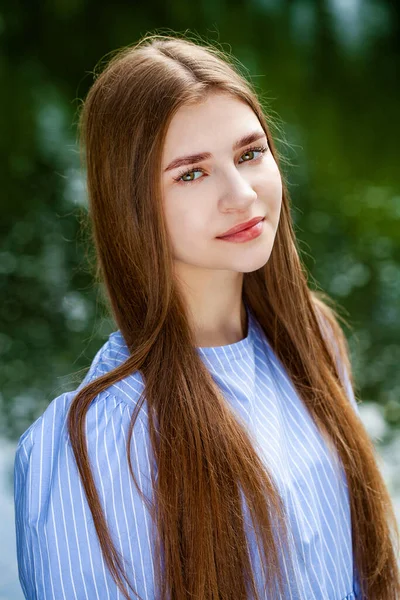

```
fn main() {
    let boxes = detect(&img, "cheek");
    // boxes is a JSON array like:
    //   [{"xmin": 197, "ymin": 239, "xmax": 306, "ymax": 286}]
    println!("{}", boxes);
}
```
[
  {"xmin": 274, "ymin": 180, "xmax": 283, "ymax": 213},
  {"xmin": 266, "ymin": 165, "xmax": 283, "ymax": 217},
  {"xmin": 165, "ymin": 200, "xmax": 207, "ymax": 248}
]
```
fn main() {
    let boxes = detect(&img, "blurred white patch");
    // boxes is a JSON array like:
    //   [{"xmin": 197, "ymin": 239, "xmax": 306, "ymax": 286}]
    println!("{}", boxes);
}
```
[
  {"xmin": 0, "ymin": 438, "xmax": 24, "ymax": 599},
  {"xmin": 358, "ymin": 401, "xmax": 388, "ymax": 441}
]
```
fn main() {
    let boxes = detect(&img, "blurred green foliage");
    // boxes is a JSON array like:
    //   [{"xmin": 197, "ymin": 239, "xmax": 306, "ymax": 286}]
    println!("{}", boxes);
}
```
[{"xmin": 1, "ymin": 1, "xmax": 399, "ymax": 440}]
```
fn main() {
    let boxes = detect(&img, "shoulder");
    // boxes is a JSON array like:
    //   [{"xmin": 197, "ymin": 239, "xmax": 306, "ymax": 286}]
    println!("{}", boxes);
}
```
[
  {"xmin": 14, "ymin": 390, "xmax": 153, "ymax": 549},
  {"xmin": 88, "ymin": 330, "xmax": 147, "ymax": 410},
  {"xmin": 14, "ymin": 391, "xmax": 70, "ymax": 476},
  {"xmin": 77, "ymin": 329, "xmax": 147, "ymax": 408},
  {"xmin": 14, "ymin": 332, "xmax": 156, "ymax": 599},
  {"xmin": 15, "ymin": 330, "xmax": 149, "ymax": 478}
]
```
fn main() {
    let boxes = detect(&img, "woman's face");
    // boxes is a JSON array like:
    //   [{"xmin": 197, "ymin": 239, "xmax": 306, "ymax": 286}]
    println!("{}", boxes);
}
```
[{"xmin": 160, "ymin": 91, "xmax": 282, "ymax": 275}]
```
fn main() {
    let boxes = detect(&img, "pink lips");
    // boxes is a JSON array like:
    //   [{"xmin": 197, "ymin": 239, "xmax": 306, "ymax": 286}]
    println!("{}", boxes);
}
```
[
  {"xmin": 217, "ymin": 216, "xmax": 265, "ymax": 238},
  {"xmin": 216, "ymin": 218, "xmax": 265, "ymax": 243}
]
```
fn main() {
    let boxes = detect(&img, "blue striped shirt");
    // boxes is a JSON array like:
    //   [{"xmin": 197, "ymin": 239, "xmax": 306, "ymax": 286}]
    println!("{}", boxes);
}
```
[{"xmin": 14, "ymin": 305, "xmax": 361, "ymax": 599}]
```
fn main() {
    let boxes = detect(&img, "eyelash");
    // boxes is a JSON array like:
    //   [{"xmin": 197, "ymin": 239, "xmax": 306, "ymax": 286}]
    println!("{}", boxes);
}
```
[{"xmin": 173, "ymin": 144, "xmax": 269, "ymax": 185}]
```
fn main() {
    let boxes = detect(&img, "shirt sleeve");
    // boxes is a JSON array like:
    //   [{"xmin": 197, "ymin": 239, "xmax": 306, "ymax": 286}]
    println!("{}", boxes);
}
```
[
  {"xmin": 14, "ymin": 389, "xmax": 157, "ymax": 600},
  {"xmin": 14, "ymin": 420, "xmax": 37, "ymax": 599}
]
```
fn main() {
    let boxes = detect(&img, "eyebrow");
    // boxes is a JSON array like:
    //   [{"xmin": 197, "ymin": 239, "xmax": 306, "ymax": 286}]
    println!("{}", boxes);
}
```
[{"xmin": 163, "ymin": 129, "xmax": 267, "ymax": 172}]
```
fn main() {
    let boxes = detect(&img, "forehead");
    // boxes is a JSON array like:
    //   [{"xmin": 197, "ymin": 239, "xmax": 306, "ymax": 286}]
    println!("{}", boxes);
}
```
[{"xmin": 162, "ymin": 92, "xmax": 260, "ymax": 159}]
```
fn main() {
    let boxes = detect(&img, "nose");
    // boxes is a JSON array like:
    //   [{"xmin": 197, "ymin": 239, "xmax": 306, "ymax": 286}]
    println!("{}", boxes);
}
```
[{"xmin": 219, "ymin": 164, "xmax": 258, "ymax": 211}]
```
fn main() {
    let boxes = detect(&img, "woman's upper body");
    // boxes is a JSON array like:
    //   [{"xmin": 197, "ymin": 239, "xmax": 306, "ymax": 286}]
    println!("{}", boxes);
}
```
[
  {"xmin": 13, "ymin": 32, "xmax": 400, "ymax": 600},
  {"xmin": 14, "ymin": 303, "xmax": 361, "ymax": 600}
]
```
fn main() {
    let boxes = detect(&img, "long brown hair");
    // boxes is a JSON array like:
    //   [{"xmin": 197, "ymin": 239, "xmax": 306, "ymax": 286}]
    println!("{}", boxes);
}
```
[{"xmin": 69, "ymin": 31, "xmax": 399, "ymax": 599}]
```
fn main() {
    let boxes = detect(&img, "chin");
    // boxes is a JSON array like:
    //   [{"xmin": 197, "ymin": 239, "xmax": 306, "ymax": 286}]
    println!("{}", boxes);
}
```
[
  {"xmin": 239, "ymin": 256, "xmax": 272, "ymax": 273},
  {"xmin": 227, "ymin": 243, "xmax": 274, "ymax": 273},
  {"xmin": 216, "ymin": 251, "xmax": 273, "ymax": 274}
]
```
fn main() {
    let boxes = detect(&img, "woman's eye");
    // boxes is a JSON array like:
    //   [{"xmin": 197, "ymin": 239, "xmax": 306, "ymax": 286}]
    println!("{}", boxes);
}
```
[
  {"xmin": 242, "ymin": 146, "xmax": 267, "ymax": 162},
  {"xmin": 180, "ymin": 169, "xmax": 204, "ymax": 183},
  {"xmin": 174, "ymin": 166, "xmax": 206, "ymax": 184},
  {"xmin": 175, "ymin": 144, "xmax": 268, "ymax": 184}
]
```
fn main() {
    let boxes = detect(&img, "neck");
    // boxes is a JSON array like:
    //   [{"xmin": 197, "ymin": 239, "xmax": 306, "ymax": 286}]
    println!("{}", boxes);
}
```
[{"xmin": 174, "ymin": 262, "xmax": 247, "ymax": 348}]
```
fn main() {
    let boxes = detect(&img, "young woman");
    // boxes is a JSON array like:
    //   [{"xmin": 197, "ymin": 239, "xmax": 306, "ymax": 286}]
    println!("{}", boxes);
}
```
[{"xmin": 14, "ymin": 33, "xmax": 399, "ymax": 600}]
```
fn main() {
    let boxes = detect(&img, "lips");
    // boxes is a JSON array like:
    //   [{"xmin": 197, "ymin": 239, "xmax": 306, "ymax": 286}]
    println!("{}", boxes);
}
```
[{"xmin": 217, "ymin": 216, "xmax": 264, "ymax": 238}]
